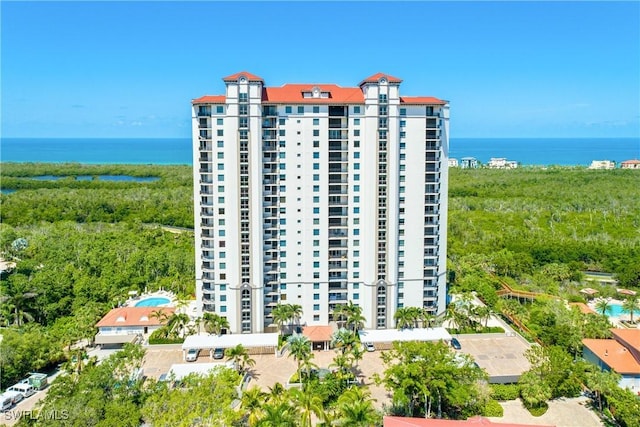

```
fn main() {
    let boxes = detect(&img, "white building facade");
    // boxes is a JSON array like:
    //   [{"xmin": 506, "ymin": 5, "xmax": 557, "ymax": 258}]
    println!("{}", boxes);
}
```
[{"xmin": 192, "ymin": 72, "xmax": 450, "ymax": 334}]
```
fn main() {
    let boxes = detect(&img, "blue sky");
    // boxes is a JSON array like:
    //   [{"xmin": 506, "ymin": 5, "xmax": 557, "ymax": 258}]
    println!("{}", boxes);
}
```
[{"xmin": 1, "ymin": 1, "xmax": 639, "ymax": 138}]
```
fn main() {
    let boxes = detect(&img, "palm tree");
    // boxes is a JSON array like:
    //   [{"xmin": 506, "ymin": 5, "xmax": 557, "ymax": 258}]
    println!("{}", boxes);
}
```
[
  {"xmin": 167, "ymin": 312, "xmax": 190, "ymax": 338},
  {"xmin": 226, "ymin": 344, "xmax": 255, "ymax": 374},
  {"xmin": 255, "ymin": 401, "xmax": 297, "ymax": 427},
  {"xmin": 272, "ymin": 304, "xmax": 291, "ymax": 335},
  {"xmin": 346, "ymin": 311, "xmax": 366, "ymax": 333},
  {"xmin": 150, "ymin": 309, "xmax": 170, "ymax": 324},
  {"xmin": 202, "ymin": 312, "xmax": 229, "ymax": 335},
  {"xmin": 287, "ymin": 334, "xmax": 311, "ymax": 386},
  {"xmin": 331, "ymin": 304, "xmax": 348, "ymax": 329},
  {"xmin": 290, "ymin": 388, "xmax": 327, "ymax": 427},
  {"xmin": 394, "ymin": 307, "xmax": 414, "ymax": 329},
  {"xmin": 289, "ymin": 304, "xmax": 303, "ymax": 332},
  {"xmin": 622, "ymin": 295, "xmax": 640, "ymax": 323},
  {"xmin": 1, "ymin": 273, "xmax": 37, "ymax": 327},
  {"xmin": 335, "ymin": 387, "xmax": 379, "ymax": 426},
  {"xmin": 595, "ymin": 299, "xmax": 611, "ymax": 317},
  {"xmin": 331, "ymin": 328, "xmax": 358, "ymax": 355},
  {"xmin": 474, "ymin": 305, "xmax": 492, "ymax": 329},
  {"xmin": 241, "ymin": 387, "xmax": 267, "ymax": 427},
  {"xmin": 266, "ymin": 382, "xmax": 286, "ymax": 404}
]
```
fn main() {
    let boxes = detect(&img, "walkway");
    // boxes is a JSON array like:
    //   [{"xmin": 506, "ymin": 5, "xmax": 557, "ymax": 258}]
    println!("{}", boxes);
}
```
[{"xmin": 489, "ymin": 397, "xmax": 603, "ymax": 427}]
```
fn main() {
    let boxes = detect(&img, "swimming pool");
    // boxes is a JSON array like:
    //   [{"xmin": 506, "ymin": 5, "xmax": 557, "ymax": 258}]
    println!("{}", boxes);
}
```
[
  {"xmin": 607, "ymin": 303, "xmax": 640, "ymax": 317},
  {"xmin": 135, "ymin": 297, "xmax": 171, "ymax": 307}
]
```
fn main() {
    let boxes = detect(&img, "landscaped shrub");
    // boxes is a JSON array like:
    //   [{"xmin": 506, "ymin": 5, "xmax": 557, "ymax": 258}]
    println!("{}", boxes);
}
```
[
  {"xmin": 526, "ymin": 402, "xmax": 549, "ymax": 417},
  {"xmin": 490, "ymin": 383, "xmax": 521, "ymax": 401},
  {"xmin": 148, "ymin": 329, "xmax": 184, "ymax": 345},
  {"xmin": 482, "ymin": 399, "xmax": 504, "ymax": 417}
]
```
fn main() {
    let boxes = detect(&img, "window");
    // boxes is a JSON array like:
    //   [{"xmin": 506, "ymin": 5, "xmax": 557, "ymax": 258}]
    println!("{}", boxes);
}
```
[
  {"xmin": 400, "ymin": 120, "xmax": 406, "ymax": 127},
  {"xmin": 220, "ymin": 306, "xmax": 227, "ymax": 313},
  {"xmin": 314, "ymin": 294, "xmax": 320, "ymax": 300},
  {"xmin": 313, "ymin": 130, "xmax": 320, "ymax": 137},
  {"xmin": 354, "ymin": 185, "xmax": 360, "ymax": 192},
  {"xmin": 354, "ymin": 106, "xmax": 361, "ymax": 114},
  {"xmin": 354, "ymin": 130, "xmax": 360, "ymax": 136},
  {"xmin": 280, "ymin": 272, "xmax": 287, "ymax": 279},
  {"xmin": 280, "ymin": 283, "xmax": 287, "ymax": 290},
  {"xmin": 217, "ymin": 118, "xmax": 223, "ymax": 125},
  {"xmin": 354, "ymin": 174, "xmax": 360, "ymax": 181},
  {"xmin": 218, "ymin": 185, "xmax": 225, "ymax": 192},
  {"xmin": 354, "ymin": 163, "xmax": 360, "ymax": 170},
  {"xmin": 354, "ymin": 118, "xmax": 360, "ymax": 125},
  {"xmin": 313, "ymin": 251, "xmax": 319, "ymax": 258},
  {"xmin": 400, "ymin": 132, "xmax": 406, "ymax": 138},
  {"xmin": 353, "ymin": 293, "xmax": 359, "ymax": 300},
  {"xmin": 216, "ymin": 106, "xmax": 224, "ymax": 114},
  {"xmin": 219, "ymin": 262, "xmax": 226, "ymax": 269},
  {"xmin": 217, "ymin": 129, "xmax": 224, "ymax": 136},
  {"xmin": 285, "ymin": 106, "xmax": 292, "ymax": 114},
  {"xmin": 313, "ymin": 163, "xmax": 319, "ymax": 170},
  {"xmin": 313, "ymin": 229, "xmax": 319, "ymax": 235},
  {"xmin": 313, "ymin": 185, "xmax": 319, "ymax": 192},
  {"xmin": 217, "ymin": 152, "xmax": 224, "ymax": 159},
  {"xmin": 279, "ymin": 129, "xmax": 286, "ymax": 136},
  {"xmin": 313, "ymin": 174, "xmax": 320, "ymax": 181},
  {"xmin": 219, "ymin": 219, "xmax": 225, "ymax": 225},
  {"xmin": 314, "ymin": 304, "xmax": 320, "ymax": 311},
  {"xmin": 313, "ymin": 106, "xmax": 320, "ymax": 113},
  {"xmin": 313, "ymin": 140, "xmax": 319, "ymax": 148},
  {"xmin": 219, "ymin": 230, "xmax": 225, "ymax": 237},
  {"xmin": 354, "ymin": 140, "xmax": 360, "ymax": 148},
  {"xmin": 219, "ymin": 252, "xmax": 226, "ymax": 258},
  {"xmin": 314, "ymin": 315, "xmax": 320, "ymax": 321},
  {"xmin": 313, "ymin": 261, "xmax": 319, "ymax": 267},
  {"xmin": 400, "ymin": 108, "xmax": 406, "ymax": 116},
  {"xmin": 313, "ymin": 118, "xmax": 319, "ymax": 125},
  {"xmin": 313, "ymin": 207, "xmax": 320, "ymax": 214},
  {"xmin": 354, "ymin": 152, "xmax": 360, "ymax": 159},
  {"xmin": 217, "ymin": 140, "xmax": 224, "ymax": 148},
  {"xmin": 313, "ymin": 196, "xmax": 319, "ymax": 203},
  {"xmin": 218, "ymin": 196, "xmax": 225, "ymax": 203},
  {"xmin": 217, "ymin": 163, "xmax": 224, "ymax": 170},
  {"xmin": 298, "ymin": 106, "xmax": 304, "ymax": 113},
  {"xmin": 354, "ymin": 196, "xmax": 360, "ymax": 203},
  {"xmin": 354, "ymin": 207, "xmax": 359, "ymax": 214},
  {"xmin": 313, "ymin": 218, "xmax": 319, "ymax": 225},
  {"xmin": 220, "ymin": 295, "xmax": 227, "ymax": 302},
  {"xmin": 279, "ymin": 118, "xmax": 286, "ymax": 125},
  {"xmin": 313, "ymin": 283, "xmax": 320, "ymax": 289},
  {"xmin": 313, "ymin": 152, "xmax": 319, "ymax": 159},
  {"xmin": 313, "ymin": 240, "xmax": 320, "ymax": 246},
  {"xmin": 220, "ymin": 284, "xmax": 226, "ymax": 291},
  {"xmin": 239, "ymin": 93, "xmax": 248, "ymax": 102}
]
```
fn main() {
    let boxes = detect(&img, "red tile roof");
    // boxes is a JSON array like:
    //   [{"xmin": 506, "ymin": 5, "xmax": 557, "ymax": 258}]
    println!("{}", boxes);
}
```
[
  {"xmin": 621, "ymin": 159, "xmax": 640, "ymax": 164},
  {"xmin": 262, "ymin": 84, "xmax": 364, "ymax": 104},
  {"xmin": 570, "ymin": 302, "xmax": 597, "ymax": 315},
  {"xmin": 400, "ymin": 96, "xmax": 447, "ymax": 105},
  {"xmin": 583, "ymin": 338, "xmax": 640, "ymax": 374},
  {"xmin": 96, "ymin": 307, "xmax": 175, "ymax": 328},
  {"xmin": 302, "ymin": 325, "xmax": 334, "ymax": 342},
  {"xmin": 611, "ymin": 329, "xmax": 640, "ymax": 352},
  {"xmin": 192, "ymin": 95, "xmax": 225, "ymax": 104},
  {"xmin": 222, "ymin": 71, "xmax": 264, "ymax": 82},
  {"xmin": 360, "ymin": 73, "xmax": 403, "ymax": 85},
  {"xmin": 384, "ymin": 416, "xmax": 554, "ymax": 427}
]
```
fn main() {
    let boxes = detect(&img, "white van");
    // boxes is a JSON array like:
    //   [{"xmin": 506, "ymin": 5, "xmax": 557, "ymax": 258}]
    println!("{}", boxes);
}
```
[
  {"xmin": 8, "ymin": 383, "xmax": 36, "ymax": 399},
  {"xmin": 1, "ymin": 393, "xmax": 15, "ymax": 411},
  {"xmin": 2, "ymin": 390, "xmax": 23, "ymax": 407}
]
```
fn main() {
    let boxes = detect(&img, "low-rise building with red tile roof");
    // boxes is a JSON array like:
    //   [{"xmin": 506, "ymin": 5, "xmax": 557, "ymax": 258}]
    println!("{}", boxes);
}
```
[
  {"xmin": 583, "ymin": 328, "xmax": 640, "ymax": 391},
  {"xmin": 383, "ymin": 416, "xmax": 554, "ymax": 427},
  {"xmin": 95, "ymin": 306, "xmax": 175, "ymax": 345},
  {"xmin": 620, "ymin": 159, "xmax": 640, "ymax": 169}
]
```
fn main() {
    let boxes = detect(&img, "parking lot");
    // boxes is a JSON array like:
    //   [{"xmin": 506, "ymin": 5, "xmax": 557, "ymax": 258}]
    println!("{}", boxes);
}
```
[{"xmin": 141, "ymin": 345, "xmax": 391, "ymax": 407}]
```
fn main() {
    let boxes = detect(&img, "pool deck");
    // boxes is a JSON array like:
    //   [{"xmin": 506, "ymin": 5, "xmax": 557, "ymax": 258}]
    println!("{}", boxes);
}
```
[
  {"xmin": 587, "ymin": 298, "xmax": 640, "ymax": 328},
  {"xmin": 127, "ymin": 291, "xmax": 176, "ymax": 308}
]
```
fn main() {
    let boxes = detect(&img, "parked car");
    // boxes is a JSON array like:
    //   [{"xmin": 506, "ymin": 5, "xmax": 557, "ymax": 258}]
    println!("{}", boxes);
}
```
[
  {"xmin": 1, "ymin": 393, "xmax": 16, "ymax": 411},
  {"xmin": 8, "ymin": 383, "xmax": 36, "ymax": 399},
  {"xmin": 185, "ymin": 348, "xmax": 199, "ymax": 362},
  {"xmin": 364, "ymin": 342, "xmax": 376, "ymax": 352},
  {"xmin": 451, "ymin": 337, "xmax": 462, "ymax": 350},
  {"xmin": 213, "ymin": 348, "xmax": 225, "ymax": 359}
]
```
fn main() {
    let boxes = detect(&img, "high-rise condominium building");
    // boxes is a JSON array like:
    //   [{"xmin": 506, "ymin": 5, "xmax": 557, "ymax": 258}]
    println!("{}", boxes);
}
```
[{"xmin": 192, "ymin": 72, "xmax": 449, "ymax": 334}]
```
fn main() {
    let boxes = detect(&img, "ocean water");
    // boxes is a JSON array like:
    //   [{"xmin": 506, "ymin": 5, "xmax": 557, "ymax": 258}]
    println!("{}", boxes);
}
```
[{"xmin": 1, "ymin": 137, "xmax": 639, "ymax": 166}]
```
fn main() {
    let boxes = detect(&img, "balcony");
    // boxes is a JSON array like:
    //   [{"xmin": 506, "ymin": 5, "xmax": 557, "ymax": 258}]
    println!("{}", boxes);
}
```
[
  {"xmin": 328, "ymin": 293, "xmax": 348, "ymax": 302},
  {"xmin": 328, "ymin": 229, "xmax": 348, "ymax": 238},
  {"xmin": 328, "ymin": 165, "xmax": 348, "ymax": 173},
  {"xmin": 328, "ymin": 250, "xmax": 348, "ymax": 260},
  {"xmin": 328, "ymin": 240, "xmax": 347, "ymax": 248},
  {"xmin": 197, "ymin": 107, "xmax": 211, "ymax": 117},
  {"xmin": 199, "ymin": 131, "xmax": 212, "ymax": 139},
  {"xmin": 328, "ymin": 196, "xmax": 348, "ymax": 206},
  {"xmin": 262, "ymin": 118, "xmax": 277, "ymax": 128},
  {"xmin": 328, "ymin": 142, "xmax": 348, "ymax": 151},
  {"xmin": 328, "ymin": 130, "xmax": 348, "ymax": 140},
  {"xmin": 328, "ymin": 153, "xmax": 348, "ymax": 162},
  {"xmin": 328, "ymin": 175, "xmax": 348, "ymax": 184},
  {"xmin": 328, "ymin": 208, "xmax": 348, "ymax": 217}
]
